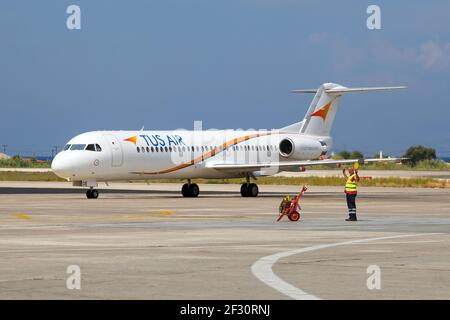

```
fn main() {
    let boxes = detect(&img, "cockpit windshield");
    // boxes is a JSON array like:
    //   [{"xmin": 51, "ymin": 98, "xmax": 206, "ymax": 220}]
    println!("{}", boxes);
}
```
[
  {"xmin": 70, "ymin": 144, "xmax": 87, "ymax": 150},
  {"xmin": 86, "ymin": 144, "xmax": 96, "ymax": 151},
  {"xmin": 65, "ymin": 143, "xmax": 102, "ymax": 152}
]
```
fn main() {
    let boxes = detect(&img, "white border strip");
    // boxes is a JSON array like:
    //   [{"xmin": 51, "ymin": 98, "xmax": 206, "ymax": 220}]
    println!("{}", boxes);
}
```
[{"xmin": 251, "ymin": 233, "xmax": 440, "ymax": 300}]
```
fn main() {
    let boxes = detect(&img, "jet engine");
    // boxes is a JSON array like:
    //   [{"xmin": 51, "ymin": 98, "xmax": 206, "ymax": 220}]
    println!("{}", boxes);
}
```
[{"xmin": 278, "ymin": 137, "xmax": 324, "ymax": 160}]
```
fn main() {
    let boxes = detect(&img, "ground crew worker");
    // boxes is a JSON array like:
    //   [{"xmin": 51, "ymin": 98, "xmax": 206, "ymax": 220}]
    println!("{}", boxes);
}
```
[{"xmin": 343, "ymin": 166, "xmax": 360, "ymax": 221}]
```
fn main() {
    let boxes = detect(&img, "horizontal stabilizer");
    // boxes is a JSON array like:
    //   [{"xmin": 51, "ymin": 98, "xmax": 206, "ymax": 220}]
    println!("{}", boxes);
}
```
[{"xmin": 292, "ymin": 86, "xmax": 407, "ymax": 94}]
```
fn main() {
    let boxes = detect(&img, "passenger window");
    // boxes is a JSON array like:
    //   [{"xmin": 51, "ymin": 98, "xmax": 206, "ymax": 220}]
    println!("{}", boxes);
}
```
[
  {"xmin": 95, "ymin": 144, "xmax": 102, "ymax": 152},
  {"xmin": 137, "ymin": 147, "xmax": 140, "ymax": 153},
  {"xmin": 146, "ymin": 147, "xmax": 150, "ymax": 153},
  {"xmin": 86, "ymin": 144, "xmax": 96, "ymax": 151},
  {"xmin": 151, "ymin": 147, "xmax": 154, "ymax": 152}
]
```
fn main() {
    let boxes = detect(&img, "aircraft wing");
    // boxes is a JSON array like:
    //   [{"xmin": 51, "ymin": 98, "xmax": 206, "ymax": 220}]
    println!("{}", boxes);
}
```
[{"xmin": 207, "ymin": 157, "xmax": 405, "ymax": 172}]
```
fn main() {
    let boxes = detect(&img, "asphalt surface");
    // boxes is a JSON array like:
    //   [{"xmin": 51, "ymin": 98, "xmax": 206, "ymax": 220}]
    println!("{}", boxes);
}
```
[{"xmin": 0, "ymin": 182, "xmax": 449, "ymax": 299}]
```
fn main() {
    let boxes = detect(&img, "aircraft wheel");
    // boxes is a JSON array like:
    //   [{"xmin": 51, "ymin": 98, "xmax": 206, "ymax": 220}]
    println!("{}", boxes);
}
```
[
  {"xmin": 86, "ymin": 189, "xmax": 99, "ymax": 199},
  {"xmin": 91, "ymin": 189, "xmax": 99, "ymax": 199},
  {"xmin": 247, "ymin": 183, "xmax": 259, "ymax": 197},
  {"xmin": 240, "ymin": 184, "xmax": 248, "ymax": 197},
  {"xmin": 188, "ymin": 184, "xmax": 200, "ymax": 197},
  {"xmin": 182, "ymin": 183, "xmax": 199, "ymax": 197},
  {"xmin": 241, "ymin": 183, "xmax": 258, "ymax": 197},
  {"xmin": 181, "ymin": 183, "xmax": 190, "ymax": 197}
]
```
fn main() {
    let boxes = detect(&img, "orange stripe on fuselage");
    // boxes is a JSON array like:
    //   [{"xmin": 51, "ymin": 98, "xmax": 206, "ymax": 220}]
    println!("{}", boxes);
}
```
[{"xmin": 134, "ymin": 132, "xmax": 273, "ymax": 175}]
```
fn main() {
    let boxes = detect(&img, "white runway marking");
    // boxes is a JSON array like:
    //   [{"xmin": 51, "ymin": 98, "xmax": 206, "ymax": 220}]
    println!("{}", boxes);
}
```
[{"xmin": 251, "ymin": 233, "xmax": 441, "ymax": 300}]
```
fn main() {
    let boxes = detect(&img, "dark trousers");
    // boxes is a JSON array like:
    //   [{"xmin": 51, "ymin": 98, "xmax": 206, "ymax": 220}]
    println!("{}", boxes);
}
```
[{"xmin": 346, "ymin": 193, "xmax": 357, "ymax": 216}]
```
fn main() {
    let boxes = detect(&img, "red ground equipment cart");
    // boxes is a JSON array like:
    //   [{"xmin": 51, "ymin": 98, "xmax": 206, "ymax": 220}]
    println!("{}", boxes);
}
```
[{"xmin": 277, "ymin": 186, "xmax": 308, "ymax": 222}]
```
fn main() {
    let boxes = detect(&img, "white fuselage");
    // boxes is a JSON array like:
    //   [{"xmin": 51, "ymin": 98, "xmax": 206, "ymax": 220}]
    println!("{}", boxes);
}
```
[{"xmin": 51, "ymin": 130, "xmax": 331, "ymax": 182}]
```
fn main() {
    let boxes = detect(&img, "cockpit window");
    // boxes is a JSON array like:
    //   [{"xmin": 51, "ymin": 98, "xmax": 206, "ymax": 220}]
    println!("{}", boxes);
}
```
[
  {"xmin": 63, "ymin": 144, "xmax": 71, "ymax": 151},
  {"xmin": 70, "ymin": 144, "xmax": 86, "ymax": 150},
  {"xmin": 86, "ymin": 144, "xmax": 96, "ymax": 151},
  {"xmin": 95, "ymin": 144, "xmax": 102, "ymax": 152}
]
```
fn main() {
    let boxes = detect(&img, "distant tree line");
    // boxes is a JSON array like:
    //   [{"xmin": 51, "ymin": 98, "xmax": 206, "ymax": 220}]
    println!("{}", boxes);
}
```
[
  {"xmin": 402, "ymin": 145, "xmax": 436, "ymax": 166},
  {"xmin": 333, "ymin": 145, "xmax": 444, "ymax": 167},
  {"xmin": 333, "ymin": 150, "xmax": 364, "ymax": 160}
]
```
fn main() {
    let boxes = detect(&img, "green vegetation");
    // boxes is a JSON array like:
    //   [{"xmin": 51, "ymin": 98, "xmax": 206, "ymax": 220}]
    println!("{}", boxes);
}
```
[
  {"xmin": 333, "ymin": 150, "xmax": 364, "ymax": 160},
  {"xmin": 402, "ymin": 145, "xmax": 436, "ymax": 166},
  {"xmin": 0, "ymin": 156, "xmax": 51, "ymax": 168},
  {"xmin": 360, "ymin": 159, "xmax": 450, "ymax": 171},
  {"xmin": 332, "ymin": 145, "xmax": 449, "ymax": 171},
  {"xmin": 0, "ymin": 171, "xmax": 447, "ymax": 188},
  {"xmin": 0, "ymin": 171, "xmax": 64, "ymax": 181}
]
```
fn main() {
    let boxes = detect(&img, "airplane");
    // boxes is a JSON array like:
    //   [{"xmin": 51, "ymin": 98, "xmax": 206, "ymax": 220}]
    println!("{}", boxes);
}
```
[{"xmin": 51, "ymin": 82, "xmax": 406, "ymax": 199}]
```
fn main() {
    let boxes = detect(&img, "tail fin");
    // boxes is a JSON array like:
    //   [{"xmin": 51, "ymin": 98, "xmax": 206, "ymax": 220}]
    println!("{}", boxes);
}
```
[{"xmin": 292, "ymin": 83, "xmax": 406, "ymax": 136}]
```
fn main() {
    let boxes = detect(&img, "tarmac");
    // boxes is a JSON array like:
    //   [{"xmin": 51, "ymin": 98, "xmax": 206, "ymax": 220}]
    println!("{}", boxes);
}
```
[{"xmin": 0, "ymin": 181, "xmax": 449, "ymax": 299}]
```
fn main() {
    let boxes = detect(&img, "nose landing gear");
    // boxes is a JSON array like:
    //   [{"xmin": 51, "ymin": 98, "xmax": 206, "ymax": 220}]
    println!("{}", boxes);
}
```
[{"xmin": 86, "ymin": 188, "xmax": 99, "ymax": 199}]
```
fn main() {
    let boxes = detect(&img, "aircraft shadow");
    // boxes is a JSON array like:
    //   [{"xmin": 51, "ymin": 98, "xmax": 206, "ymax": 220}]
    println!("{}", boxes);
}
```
[{"xmin": 0, "ymin": 186, "xmax": 330, "ymax": 198}]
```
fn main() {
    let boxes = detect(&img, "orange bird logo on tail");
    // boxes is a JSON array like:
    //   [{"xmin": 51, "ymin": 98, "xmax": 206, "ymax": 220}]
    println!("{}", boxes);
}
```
[{"xmin": 310, "ymin": 101, "xmax": 333, "ymax": 121}]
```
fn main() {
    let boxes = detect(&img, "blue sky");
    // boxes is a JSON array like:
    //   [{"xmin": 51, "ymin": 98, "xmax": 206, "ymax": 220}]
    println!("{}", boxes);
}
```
[{"xmin": 1, "ymin": 0, "xmax": 449, "ymax": 157}]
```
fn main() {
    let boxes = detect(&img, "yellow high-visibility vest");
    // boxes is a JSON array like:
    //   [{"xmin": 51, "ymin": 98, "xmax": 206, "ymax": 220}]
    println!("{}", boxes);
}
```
[{"xmin": 345, "ymin": 174, "xmax": 358, "ymax": 193}]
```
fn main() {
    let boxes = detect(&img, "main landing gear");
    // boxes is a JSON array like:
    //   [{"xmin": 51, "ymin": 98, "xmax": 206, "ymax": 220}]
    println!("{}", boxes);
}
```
[
  {"xmin": 240, "ymin": 183, "xmax": 258, "ymax": 197},
  {"xmin": 86, "ymin": 188, "xmax": 99, "ymax": 199},
  {"xmin": 240, "ymin": 175, "xmax": 259, "ymax": 197},
  {"xmin": 181, "ymin": 180, "xmax": 200, "ymax": 198},
  {"xmin": 180, "ymin": 176, "xmax": 259, "ymax": 198}
]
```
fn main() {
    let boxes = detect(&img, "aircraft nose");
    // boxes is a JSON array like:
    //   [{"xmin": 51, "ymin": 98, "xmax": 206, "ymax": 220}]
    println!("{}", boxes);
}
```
[{"xmin": 51, "ymin": 153, "xmax": 72, "ymax": 178}]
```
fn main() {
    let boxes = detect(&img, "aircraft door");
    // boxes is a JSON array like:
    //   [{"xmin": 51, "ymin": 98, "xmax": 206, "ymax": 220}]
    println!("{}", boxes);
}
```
[{"xmin": 104, "ymin": 134, "xmax": 123, "ymax": 167}]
